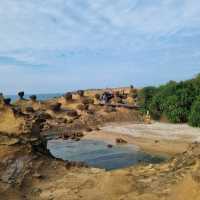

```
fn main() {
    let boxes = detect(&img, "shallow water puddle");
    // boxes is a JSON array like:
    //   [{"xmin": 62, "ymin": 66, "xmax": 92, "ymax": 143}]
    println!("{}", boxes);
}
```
[{"xmin": 47, "ymin": 139, "xmax": 165, "ymax": 170}]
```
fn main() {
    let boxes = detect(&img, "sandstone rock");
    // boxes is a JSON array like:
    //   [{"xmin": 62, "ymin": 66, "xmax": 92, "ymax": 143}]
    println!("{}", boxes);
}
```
[
  {"xmin": 49, "ymin": 103, "xmax": 62, "ymax": 112},
  {"xmin": 116, "ymin": 138, "xmax": 127, "ymax": 144},
  {"xmin": 0, "ymin": 93, "xmax": 4, "ymax": 105},
  {"xmin": 61, "ymin": 131, "xmax": 84, "ymax": 140},
  {"xmin": 3, "ymin": 98, "xmax": 11, "ymax": 105},
  {"xmin": 94, "ymin": 93, "xmax": 100, "ymax": 100},
  {"xmin": 0, "ymin": 135, "xmax": 20, "ymax": 145},
  {"xmin": 31, "ymin": 187, "xmax": 42, "ymax": 194},
  {"xmin": 192, "ymin": 170, "xmax": 200, "ymax": 183},
  {"xmin": 65, "ymin": 160, "xmax": 88, "ymax": 169},
  {"xmin": 29, "ymin": 95, "xmax": 37, "ymax": 102},
  {"xmin": 25, "ymin": 106, "xmax": 35, "ymax": 113},
  {"xmin": 33, "ymin": 172, "xmax": 44, "ymax": 179},
  {"xmin": 85, "ymin": 127, "xmax": 93, "ymax": 132},
  {"xmin": 104, "ymin": 106, "xmax": 116, "ymax": 113},
  {"xmin": 77, "ymin": 90, "xmax": 84, "ymax": 97},
  {"xmin": 65, "ymin": 109, "xmax": 78, "ymax": 117},
  {"xmin": 81, "ymin": 98, "xmax": 94, "ymax": 105},
  {"xmin": 18, "ymin": 91, "xmax": 25, "ymax": 100},
  {"xmin": 64, "ymin": 92, "xmax": 73, "ymax": 101},
  {"xmin": 12, "ymin": 107, "xmax": 25, "ymax": 117},
  {"xmin": 76, "ymin": 104, "xmax": 88, "ymax": 111}
]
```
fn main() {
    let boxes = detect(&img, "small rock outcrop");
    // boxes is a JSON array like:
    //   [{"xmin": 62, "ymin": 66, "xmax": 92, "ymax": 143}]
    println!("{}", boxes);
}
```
[
  {"xmin": 116, "ymin": 138, "xmax": 127, "ymax": 144},
  {"xmin": 64, "ymin": 92, "xmax": 73, "ymax": 101},
  {"xmin": 3, "ymin": 98, "xmax": 11, "ymax": 106},
  {"xmin": 29, "ymin": 95, "xmax": 37, "ymax": 102},
  {"xmin": 49, "ymin": 103, "xmax": 62, "ymax": 112},
  {"xmin": 18, "ymin": 91, "xmax": 25, "ymax": 100},
  {"xmin": 77, "ymin": 90, "xmax": 84, "ymax": 97},
  {"xmin": 61, "ymin": 130, "xmax": 84, "ymax": 140}
]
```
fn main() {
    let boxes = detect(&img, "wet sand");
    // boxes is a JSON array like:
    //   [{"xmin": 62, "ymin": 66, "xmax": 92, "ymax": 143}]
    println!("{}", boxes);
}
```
[{"xmin": 84, "ymin": 122, "xmax": 200, "ymax": 156}]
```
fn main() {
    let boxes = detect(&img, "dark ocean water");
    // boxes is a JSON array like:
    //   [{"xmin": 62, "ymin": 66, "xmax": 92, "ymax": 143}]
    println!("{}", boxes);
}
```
[
  {"xmin": 5, "ymin": 93, "xmax": 63, "ymax": 102},
  {"xmin": 48, "ymin": 139, "xmax": 166, "ymax": 170}
]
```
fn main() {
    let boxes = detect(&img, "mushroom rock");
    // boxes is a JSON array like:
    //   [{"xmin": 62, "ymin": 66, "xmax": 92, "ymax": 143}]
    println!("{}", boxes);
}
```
[
  {"xmin": 18, "ymin": 91, "xmax": 25, "ymax": 100},
  {"xmin": 29, "ymin": 95, "xmax": 37, "ymax": 102}
]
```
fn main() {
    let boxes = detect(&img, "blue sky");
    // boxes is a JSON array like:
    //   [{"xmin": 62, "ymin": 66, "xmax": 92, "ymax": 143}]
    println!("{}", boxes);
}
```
[{"xmin": 0, "ymin": 0, "xmax": 200, "ymax": 94}]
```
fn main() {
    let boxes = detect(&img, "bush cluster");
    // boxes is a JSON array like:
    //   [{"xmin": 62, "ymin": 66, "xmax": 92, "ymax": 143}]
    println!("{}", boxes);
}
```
[{"xmin": 138, "ymin": 74, "xmax": 200, "ymax": 126}]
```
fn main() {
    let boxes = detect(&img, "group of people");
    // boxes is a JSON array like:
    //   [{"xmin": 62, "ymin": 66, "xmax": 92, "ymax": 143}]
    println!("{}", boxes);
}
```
[{"xmin": 100, "ymin": 91, "xmax": 114, "ymax": 104}]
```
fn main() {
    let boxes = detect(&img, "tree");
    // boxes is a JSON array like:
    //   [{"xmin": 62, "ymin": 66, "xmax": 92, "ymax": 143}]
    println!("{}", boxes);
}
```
[
  {"xmin": 189, "ymin": 96, "xmax": 200, "ymax": 127},
  {"xmin": 149, "ymin": 94, "xmax": 163, "ymax": 120},
  {"xmin": 138, "ymin": 74, "xmax": 200, "ymax": 126},
  {"xmin": 138, "ymin": 86, "xmax": 157, "ymax": 113}
]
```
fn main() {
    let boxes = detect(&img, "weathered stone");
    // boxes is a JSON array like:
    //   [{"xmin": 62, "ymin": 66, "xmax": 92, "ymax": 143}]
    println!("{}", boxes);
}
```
[
  {"xmin": 116, "ymin": 138, "xmax": 127, "ymax": 144},
  {"xmin": 81, "ymin": 98, "xmax": 94, "ymax": 105},
  {"xmin": 107, "ymin": 144, "xmax": 113, "ymax": 148},
  {"xmin": 65, "ymin": 109, "xmax": 78, "ymax": 117},
  {"xmin": 49, "ymin": 103, "xmax": 62, "ymax": 112},
  {"xmin": 94, "ymin": 93, "xmax": 100, "ymax": 100},
  {"xmin": 104, "ymin": 106, "xmax": 116, "ymax": 113},
  {"xmin": 76, "ymin": 104, "xmax": 88, "ymax": 111},
  {"xmin": 25, "ymin": 106, "xmax": 35, "ymax": 113},
  {"xmin": 3, "ymin": 98, "xmax": 11, "ymax": 105},
  {"xmin": 64, "ymin": 92, "xmax": 73, "ymax": 101},
  {"xmin": 18, "ymin": 91, "xmax": 25, "ymax": 100},
  {"xmin": 29, "ymin": 95, "xmax": 37, "ymax": 102},
  {"xmin": 77, "ymin": 90, "xmax": 84, "ymax": 97}
]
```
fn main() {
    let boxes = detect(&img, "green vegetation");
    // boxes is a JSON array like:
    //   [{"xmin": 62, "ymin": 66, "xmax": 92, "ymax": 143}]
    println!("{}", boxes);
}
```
[
  {"xmin": 138, "ymin": 74, "xmax": 200, "ymax": 127},
  {"xmin": 189, "ymin": 97, "xmax": 200, "ymax": 127}
]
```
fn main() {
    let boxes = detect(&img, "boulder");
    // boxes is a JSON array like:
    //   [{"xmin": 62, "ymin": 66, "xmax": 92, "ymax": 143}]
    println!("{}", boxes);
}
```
[
  {"xmin": 77, "ymin": 90, "xmax": 84, "ymax": 97},
  {"xmin": 18, "ymin": 91, "xmax": 25, "ymax": 100},
  {"xmin": 116, "ymin": 138, "xmax": 127, "ymax": 144},
  {"xmin": 65, "ymin": 109, "xmax": 78, "ymax": 117},
  {"xmin": 64, "ymin": 92, "xmax": 73, "ymax": 101},
  {"xmin": 61, "ymin": 130, "xmax": 84, "ymax": 140},
  {"xmin": 3, "ymin": 98, "xmax": 11, "ymax": 106},
  {"xmin": 35, "ymin": 112, "xmax": 52, "ymax": 122},
  {"xmin": 107, "ymin": 144, "xmax": 113, "ymax": 148},
  {"xmin": 25, "ymin": 106, "xmax": 35, "ymax": 113},
  {"xmin": 94, "ymin": 93, "xmax": 100, "ymax": 100},
  {"xmin": 0, "ymin": 93, "xmax": 3, "ymax": 104},
  {"xmin": 29, "ymin": 95, "xmax": 37, "ymax": 102},
  {"xmin": 77, "ymin": 104, "xmax": 88, "ymax": 111},
  {"xmin": 49, "ymin": 103, "xmax": 61, "ymax": 112},
  {"xmin": 81, "ymin": 98, "xmax": 94, "ymax": 105},
  {"xmin": 12, "ymin": 107, "xmax": 25, "ymax": 117}
]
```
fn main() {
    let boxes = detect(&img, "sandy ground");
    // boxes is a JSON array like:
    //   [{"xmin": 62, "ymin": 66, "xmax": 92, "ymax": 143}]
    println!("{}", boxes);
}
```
[{"xmin": 84, "ymin": 122, "xmax": 200, "ymax": 156}]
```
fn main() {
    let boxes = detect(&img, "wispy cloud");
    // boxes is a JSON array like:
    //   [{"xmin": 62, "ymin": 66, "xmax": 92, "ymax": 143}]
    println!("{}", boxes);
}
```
[{"xmin": 0, "ymin": 0, "xmax": 200, "ymax": 93}]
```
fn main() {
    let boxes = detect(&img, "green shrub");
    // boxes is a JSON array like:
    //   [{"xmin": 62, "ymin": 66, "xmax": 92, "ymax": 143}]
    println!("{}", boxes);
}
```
[
  {"xmin": 189, "ymin": 97, "xmax": 200, "ymax": 127},
  {"xmin": 138, "ymin": 74, "xmax": 200, "ymax": 126},
  {"xmin": 138, "ymin": 86, "xmax": 157, "ymax": 113},
  {"xmin": 149, "ymin": 95, "xmax": 163, "ymax": 120},
  {"xmin": 163, "ymin": 95, "xmax": 189, "ymax": 123}
]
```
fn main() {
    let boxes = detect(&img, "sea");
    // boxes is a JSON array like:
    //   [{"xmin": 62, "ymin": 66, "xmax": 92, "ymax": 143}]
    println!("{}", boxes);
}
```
[{"xmin": 5, "ymin": 93, "xmax": 63, "ymax": 102}]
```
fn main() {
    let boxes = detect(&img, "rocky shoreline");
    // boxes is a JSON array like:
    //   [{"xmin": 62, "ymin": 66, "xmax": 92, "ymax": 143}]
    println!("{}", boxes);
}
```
[{"xmin": 0, "ymin": 89, "xmax": 200, "ymax": 199}]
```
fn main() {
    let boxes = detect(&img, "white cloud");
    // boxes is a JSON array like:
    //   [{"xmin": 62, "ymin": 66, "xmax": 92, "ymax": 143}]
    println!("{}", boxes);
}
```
[
  {"xmin": 0, "ymin": 0, "xmax": 199, "ymax": 52},
  {"xmin": 0, "ymin": 0, "xmax": 200, "ymax": 93}
]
